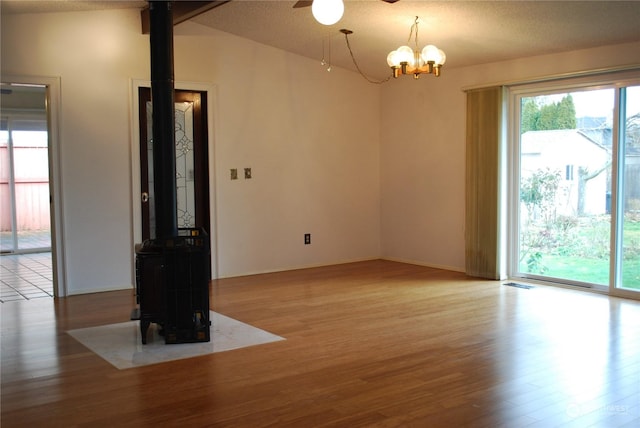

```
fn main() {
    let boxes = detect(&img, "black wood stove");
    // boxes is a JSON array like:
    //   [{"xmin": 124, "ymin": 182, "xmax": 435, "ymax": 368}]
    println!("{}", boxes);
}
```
[
  {"xmin": 134, "ymin": 228, "xmax": 210, "ymax": 344},
  {"xmin": 131, "ymin": 1, "xmax": 211, "ymax": 344}
]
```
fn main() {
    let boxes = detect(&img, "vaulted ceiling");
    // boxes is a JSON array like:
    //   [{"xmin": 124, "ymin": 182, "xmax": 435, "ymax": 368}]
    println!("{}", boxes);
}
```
[{"xmin": 3, "ymin": 1, "xmax": 640, "ymax": 80}]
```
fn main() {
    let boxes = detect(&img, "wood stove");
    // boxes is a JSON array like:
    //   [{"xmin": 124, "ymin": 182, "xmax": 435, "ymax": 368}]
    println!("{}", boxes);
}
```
[
  {"xmin": 134, "ymin": 228, "xmax": 210, "ymax": 344},
  {"xmin": 131, "ymin": 1, "xmax": 211, "ymax": 344}
]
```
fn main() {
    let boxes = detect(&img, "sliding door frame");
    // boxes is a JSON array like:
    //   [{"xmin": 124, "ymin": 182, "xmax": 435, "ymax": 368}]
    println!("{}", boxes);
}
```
[{"xmin": 507, "ymin": 71, "xmax": 640, "ymax": 299}]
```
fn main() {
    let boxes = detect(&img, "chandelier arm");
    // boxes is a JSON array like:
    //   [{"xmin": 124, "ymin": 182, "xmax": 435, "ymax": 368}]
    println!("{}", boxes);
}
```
[{"xmin": 343, "ymin": 31, "xmax": 391, "ymax": 85}]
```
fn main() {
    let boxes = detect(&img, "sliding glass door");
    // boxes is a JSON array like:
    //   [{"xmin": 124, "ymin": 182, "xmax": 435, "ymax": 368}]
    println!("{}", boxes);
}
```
[
  {"xmin": 1, "ymin": 84, "xmax": 50, "ymax": 254},
  {"xmin": 511, "ymin": 78, "xmax": 640, "ymax": 297},
  {"xmin": 616, "ymin": 86, "xmax": 640, "ymax": 292}
]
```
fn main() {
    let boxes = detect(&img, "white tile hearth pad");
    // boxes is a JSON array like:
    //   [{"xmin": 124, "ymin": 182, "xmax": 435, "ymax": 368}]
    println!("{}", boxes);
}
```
[{"xmin": 68, "ymin": 311, "xmax": 285, "ymax": 369}]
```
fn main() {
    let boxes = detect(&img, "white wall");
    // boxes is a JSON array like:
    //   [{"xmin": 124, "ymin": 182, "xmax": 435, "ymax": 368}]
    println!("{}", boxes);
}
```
[
  {"xmin": 380, "ymin": 41, "xmax": 640, "ymax": 272},
  {"xmin": 174, "ymin": 21, "xmax": 381, "ymax": 277},
  {"xmin": 2, "ymin": 9, "xmax": 381, "ymax": 294},
  {"xmin": 380, "ymin": 75, "xmax": 466, "ymax": 271}
]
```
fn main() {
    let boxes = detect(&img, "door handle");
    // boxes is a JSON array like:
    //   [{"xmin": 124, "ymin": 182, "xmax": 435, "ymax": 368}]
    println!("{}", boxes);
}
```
[{"xmin": 141, "ymin": 192, "xmax": 149, "ymax": 203}]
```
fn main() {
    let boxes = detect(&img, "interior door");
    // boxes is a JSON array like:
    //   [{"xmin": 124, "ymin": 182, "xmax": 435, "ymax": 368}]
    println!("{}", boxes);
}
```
[{"xmin": 138, "ymin": 87, "xmax": 210, "ymax": 241}]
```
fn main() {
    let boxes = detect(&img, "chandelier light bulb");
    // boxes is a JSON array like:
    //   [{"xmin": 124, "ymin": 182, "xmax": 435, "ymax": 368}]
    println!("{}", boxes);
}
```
[
  {"xmin": 311, "ymin": 0, "xmax": 344, "ymax": 26},
  {"xmin": 421, "ymin": 45, "xmax": 440, "ymax": 64},
  {"xmin": 437, "ymin": 49, "xmax": 447, "ymax": 65},
  {"xmin": 396, "ymin": 45, "xmax": 414, "ymax": 66},
  {"xmin": 386, "ymin": 51, "xmax": 398, "ymax": 67}
]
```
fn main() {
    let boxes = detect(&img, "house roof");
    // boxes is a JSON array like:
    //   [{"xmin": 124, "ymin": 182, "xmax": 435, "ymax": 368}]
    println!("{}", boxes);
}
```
[{"xmin": 521, "ymin": 129, "xmax": 608, "ymax": 155}]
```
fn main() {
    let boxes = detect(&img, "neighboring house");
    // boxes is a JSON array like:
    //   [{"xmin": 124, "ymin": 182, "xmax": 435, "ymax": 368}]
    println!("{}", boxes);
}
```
[{"xmin": 521, "ymin": 129, "xmax": 609, "ymax": 217}]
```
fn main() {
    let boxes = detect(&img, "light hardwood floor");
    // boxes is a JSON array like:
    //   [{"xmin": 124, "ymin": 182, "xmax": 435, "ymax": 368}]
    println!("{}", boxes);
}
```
[{"xmin": 2, "ymin": 260, "xmax": 639, "ymax": 427}]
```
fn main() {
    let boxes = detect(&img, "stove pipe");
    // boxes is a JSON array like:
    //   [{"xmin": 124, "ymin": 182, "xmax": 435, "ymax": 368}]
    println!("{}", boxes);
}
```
[{"xmin": 149, "ymin": 1, "xmax": 178, "ymax": 238}]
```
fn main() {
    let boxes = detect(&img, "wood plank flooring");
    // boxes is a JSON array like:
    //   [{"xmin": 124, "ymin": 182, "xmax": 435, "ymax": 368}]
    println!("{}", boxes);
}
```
[{"xmin": 2, "ymin": 260, "xmax": 639, "ymax": 427}]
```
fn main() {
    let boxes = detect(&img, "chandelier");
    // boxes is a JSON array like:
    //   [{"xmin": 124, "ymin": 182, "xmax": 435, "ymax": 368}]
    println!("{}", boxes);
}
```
[{"xmin": 386, "ymin": 16, "xmax": 446, "ymax": 79}]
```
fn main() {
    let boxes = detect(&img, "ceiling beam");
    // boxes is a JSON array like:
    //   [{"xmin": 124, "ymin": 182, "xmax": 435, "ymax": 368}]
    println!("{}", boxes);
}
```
[{"xmin": 141, "ymin": 1, "xmax": 231, "ymax": 34}]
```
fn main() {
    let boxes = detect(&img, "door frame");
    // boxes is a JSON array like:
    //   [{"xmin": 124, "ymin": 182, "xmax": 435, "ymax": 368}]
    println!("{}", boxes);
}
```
[
  {"xmin": 2, "ymin": 75, "xmax": 67, "ymax": 297},
  {"xmin": 130, "ymin": 79, "xmax": 218, "ymax": 283}
]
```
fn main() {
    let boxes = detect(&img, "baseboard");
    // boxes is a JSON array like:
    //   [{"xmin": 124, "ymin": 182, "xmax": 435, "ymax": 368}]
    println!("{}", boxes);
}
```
[{"xmin": 380, "ymin": 256, "xmax": 465, "ymax": 273}]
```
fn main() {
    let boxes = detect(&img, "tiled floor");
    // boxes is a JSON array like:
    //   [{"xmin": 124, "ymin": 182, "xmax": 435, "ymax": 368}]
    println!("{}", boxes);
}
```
[
  {"xmin": 68, "ymin": 311, "xmax": 285, "ymax": 369},
  {"xmin": 0, "ymin": 252, "xmax": 54, "ymax": 302}
]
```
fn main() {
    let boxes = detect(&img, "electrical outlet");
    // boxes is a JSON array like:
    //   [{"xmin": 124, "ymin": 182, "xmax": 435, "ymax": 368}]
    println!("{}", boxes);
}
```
[
  {"xmin": 244, "ymin": 167, "xmax": 252, "ymax": 179},
  {"xmin": 304, "ymin": 233, "xmax": 311, "ymax": 245}
]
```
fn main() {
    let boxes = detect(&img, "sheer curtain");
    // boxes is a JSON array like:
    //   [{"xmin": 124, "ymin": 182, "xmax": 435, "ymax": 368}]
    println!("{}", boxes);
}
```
[{"xmin": 465, "ymin": 86, "xmax": 505, "ymax": 279}]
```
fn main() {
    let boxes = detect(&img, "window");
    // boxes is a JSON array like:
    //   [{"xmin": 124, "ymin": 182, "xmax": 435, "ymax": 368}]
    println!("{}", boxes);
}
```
[{"xmin": 565, "ymin": 164, "xmax": 574, "ymax": 181}]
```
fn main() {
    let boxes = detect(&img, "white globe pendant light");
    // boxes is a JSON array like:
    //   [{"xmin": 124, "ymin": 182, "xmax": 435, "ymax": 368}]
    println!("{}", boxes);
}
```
[{"xmin": 312, "ymin": 0, "xmax": 344, "ymax": 26}]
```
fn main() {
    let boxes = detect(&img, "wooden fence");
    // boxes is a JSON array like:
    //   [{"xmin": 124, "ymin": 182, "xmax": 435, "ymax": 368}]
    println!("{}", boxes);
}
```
[{"xmin": 0, "ymin": 146, "xmax": 50, "ymax": 231}]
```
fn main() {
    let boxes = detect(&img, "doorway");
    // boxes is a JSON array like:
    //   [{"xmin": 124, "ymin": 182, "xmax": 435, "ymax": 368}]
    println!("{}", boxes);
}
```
[
  {"xmin": 138, "ymin": 87, "xmax": 210, "ymax": 241},
  {"xmin": 0, "ymin": 81, "xmax": 60, "ymax": 300}
]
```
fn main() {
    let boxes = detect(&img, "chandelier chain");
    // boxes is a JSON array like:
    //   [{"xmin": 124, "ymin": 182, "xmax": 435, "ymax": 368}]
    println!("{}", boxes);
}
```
[{"xmin": 408, "ymin": 16, "xmax": 420, "ymax": 48}]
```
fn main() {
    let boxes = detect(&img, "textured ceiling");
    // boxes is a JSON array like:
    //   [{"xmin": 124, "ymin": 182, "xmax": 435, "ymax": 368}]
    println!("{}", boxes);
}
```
[
  {"xmin": 191, "ymin": 1, "xmax": 640, "ymax": 80},
  {"xmin": 4, "ymin": 1, "xmax": 640, "ymax": 80},
  {"xmin": 1, "ymin": 0, "xmax": 147, "ymax": 14}
]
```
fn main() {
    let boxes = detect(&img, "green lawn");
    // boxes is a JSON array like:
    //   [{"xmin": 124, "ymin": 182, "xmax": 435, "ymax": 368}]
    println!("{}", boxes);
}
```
[
  {"xmin": 536, "ymin": 255, "xmax": 640, "ymax": 290},
  {"xmin": 520, "ymin": 216, "xmax": 640, "ymax": 290}
]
